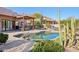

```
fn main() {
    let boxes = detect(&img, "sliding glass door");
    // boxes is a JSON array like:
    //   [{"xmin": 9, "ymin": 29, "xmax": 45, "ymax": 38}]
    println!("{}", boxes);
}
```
[{"xmin": 2, "ymin": 20, "xmax": 13, "ymax": 31}]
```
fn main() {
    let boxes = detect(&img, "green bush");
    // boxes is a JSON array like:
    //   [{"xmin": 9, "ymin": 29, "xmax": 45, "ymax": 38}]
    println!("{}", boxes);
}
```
[
  {"xmin": 35, "ymin": 21, "xmax": 42, "ymax": 29},
  {"xmin": 0, "ymin": 33, "xmax": 8, "ymax": 43},
  {"xmin": 32, "ymin": 40, "xmax": 64, "ymax": 52}
]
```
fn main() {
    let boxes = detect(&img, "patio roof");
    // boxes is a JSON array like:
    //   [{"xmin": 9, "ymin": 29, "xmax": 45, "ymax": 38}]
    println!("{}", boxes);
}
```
[
  {"xmin": 16, "ymin": 15, "xmax": 35, "ymax": 20},
  {"xmin": 0, "ymin": 8, "xmax": 35, "ymax": 21},
  {"xmin": 0, "ymin": 14, "xmax": 35, "ymax": 21},
  {"xmin": 0, "ymin": 14, "xmax": 16, "ymax": 20}
]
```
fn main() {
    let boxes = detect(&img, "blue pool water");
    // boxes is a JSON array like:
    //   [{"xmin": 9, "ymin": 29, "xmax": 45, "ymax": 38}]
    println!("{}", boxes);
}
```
[{"xmin": 32, "ymin": 32, "xmax": 59, "ymax": 40}]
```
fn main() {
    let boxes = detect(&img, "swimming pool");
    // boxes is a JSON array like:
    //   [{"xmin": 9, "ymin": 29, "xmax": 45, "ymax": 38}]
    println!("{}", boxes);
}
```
[{"xmin": 32, "ymin": 31, "xmax": 59, "ymax": 40}]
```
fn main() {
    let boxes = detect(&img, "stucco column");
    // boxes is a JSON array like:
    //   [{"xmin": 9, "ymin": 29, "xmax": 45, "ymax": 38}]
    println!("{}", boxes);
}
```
[
  {"xmin": 32, "ymin": 19, "xmax": 35, "ymax": 30},
  {"xmin": 0, "ymin": 19, "xmax": 2, "ymax": 31},
  {"xmin": 12, "ymin": 21, "xmax": 16, "ymax": 30}
]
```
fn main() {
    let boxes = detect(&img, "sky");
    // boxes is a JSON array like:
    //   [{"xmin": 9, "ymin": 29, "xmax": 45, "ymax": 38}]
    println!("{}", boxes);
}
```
[{"xmin": 7, "ymin": 7, "xmax": 79, "ymax": 20}]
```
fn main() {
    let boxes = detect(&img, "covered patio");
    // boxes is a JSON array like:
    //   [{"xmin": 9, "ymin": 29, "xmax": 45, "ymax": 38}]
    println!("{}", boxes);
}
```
[
  {"xmin": 0, "ymin": 14, "xmax": 16, "ymax": 31},
  {"xmin": 0, "ymin": 14, "xmax": 35, "ymax": 32},
  {"xmin": 16, "ymin": 15, "xmax": 35, "ymax": 31}
]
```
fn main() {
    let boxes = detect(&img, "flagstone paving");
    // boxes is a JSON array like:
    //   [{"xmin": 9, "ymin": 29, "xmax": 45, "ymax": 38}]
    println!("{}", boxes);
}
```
[
  {"xmin": 5, "ymin": 40, "xmax": 33, "ymax": 52},
  {"xmin": 0, "ymin": 40, "xmax": 33, "ymax": 52}
]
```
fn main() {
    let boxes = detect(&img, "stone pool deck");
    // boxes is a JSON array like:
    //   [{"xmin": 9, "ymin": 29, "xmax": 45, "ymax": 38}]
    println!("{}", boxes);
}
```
[
  {"xmin": 0, "ymin": 32, "xmax": 34, "ymax": 52},
  {"xmin": 0, "ymin": 40, "xmax": 33, "ymax": 52},
  {"xmin": 3, "ymin": 29, "xmax": 59, "ymax": 40},
  {"xmin": 0, "ymin": 29, "xmax": 58, "ymax": 52},
  {"xmin": 0, "ymin": 30, "xmax": 45, "ymax": 52},
  {"xmin": 0, "ymin": 30, "xmax": 36, "ymax": 52}
]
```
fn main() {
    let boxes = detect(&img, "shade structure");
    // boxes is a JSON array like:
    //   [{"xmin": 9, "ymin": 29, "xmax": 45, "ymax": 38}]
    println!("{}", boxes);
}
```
[
  {"xmin": 0, "ymin": 14, "xmax": 35, "ymax": 31},
  {"xmin": 0, "ymin": 7, "xmax": 36, "ymax": 31},
  {"xmin": 16, "ymin": 15, "xmax": 35, "ymax": 30},
  {"xmin": 16, "ymin": 15, "xmax": 35, "ymax": 20},
  {"xmin": 0, "ymin": 14, "xmax": 16, "ymax": 20}
]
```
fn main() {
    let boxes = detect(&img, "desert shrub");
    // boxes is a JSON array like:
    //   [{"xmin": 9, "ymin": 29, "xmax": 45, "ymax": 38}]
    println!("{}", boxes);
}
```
[
  {"xmin": 32, "ymin": 40, "xmax": 64, "ymax": 52},
  {"xmin": 0, "ymin": 33, "xmax": 8, "ymax": 44}
]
